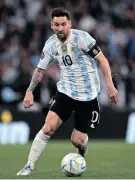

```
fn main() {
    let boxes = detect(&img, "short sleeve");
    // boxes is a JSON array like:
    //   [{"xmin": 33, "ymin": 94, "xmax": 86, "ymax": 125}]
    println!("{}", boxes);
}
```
[
  {"xmin": 38, "ymin": 44, "xmax": 55, "ymax": 69},
  {"xmin": 81, "ymin": 32, "xmax": 96, "ymax": 52}
]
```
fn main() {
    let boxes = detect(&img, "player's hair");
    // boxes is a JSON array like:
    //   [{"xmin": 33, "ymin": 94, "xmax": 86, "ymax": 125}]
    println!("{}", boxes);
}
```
[{"xmin": 51, "ymin": 7, "xmax": 70, "ymax": 20}]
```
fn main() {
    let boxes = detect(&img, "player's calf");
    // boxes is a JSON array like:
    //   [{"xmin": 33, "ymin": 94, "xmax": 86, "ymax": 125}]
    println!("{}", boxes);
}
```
[
  {"xmin": 16, "ymin": 112, "xmax": 63, "ymax": 176},
  {"xmin": 77, "ymin": 136, "xmax": 88, "ymax": 157},
  {"xmin": 71, "ymin": 133, "xmax": 88, "ymax": 157}
]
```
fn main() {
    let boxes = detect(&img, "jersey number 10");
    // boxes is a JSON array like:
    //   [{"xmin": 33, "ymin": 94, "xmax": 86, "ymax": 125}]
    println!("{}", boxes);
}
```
[{"xmin": 62, "ymin": 55, "xmax": 73, "ymax": 66}]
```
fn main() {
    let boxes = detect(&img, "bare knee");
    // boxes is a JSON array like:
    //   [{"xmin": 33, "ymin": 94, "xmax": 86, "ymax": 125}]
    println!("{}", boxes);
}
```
[
  {"xmin": 71, "ymin": 129, "xmax": 87, "ymax": 148},
  {"xmin": 42, "ymin": 122, "xmax": 56, "ymax": 136},
  {"xmin": 41, "ymin": 111, "xmax": 62, "ymax": 136}
]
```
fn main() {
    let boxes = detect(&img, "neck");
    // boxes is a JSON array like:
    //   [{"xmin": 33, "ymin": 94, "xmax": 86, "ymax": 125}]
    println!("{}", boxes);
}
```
[{"xmin": 66, "ymin": 29, "xmax": 71, "ymax": 40}]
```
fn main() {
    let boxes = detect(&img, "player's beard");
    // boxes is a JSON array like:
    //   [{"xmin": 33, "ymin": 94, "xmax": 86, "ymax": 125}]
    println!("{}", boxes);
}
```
[{"xmin": 57, "ymin": 33, "xmax": 67, "ymax": 41}]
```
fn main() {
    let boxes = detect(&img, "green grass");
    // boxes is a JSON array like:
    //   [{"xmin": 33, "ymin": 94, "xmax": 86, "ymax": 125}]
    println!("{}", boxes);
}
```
[{"xmin": 0, "ymin": 140, "xmax": 135, "ymax": 179}]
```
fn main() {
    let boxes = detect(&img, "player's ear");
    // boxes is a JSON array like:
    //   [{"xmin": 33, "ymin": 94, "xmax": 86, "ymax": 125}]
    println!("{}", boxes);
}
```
[
  {"xmin": 69, "ymin": 20, "xmax": 72, "ymax": 28},
  {"xmin": 50, "ymin": 21, "xmax": 53, "ymax": 29}
]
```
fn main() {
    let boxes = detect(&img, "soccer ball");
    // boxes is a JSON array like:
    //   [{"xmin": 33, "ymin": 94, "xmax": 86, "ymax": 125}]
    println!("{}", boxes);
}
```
[{"xmin": 61, "ymin": 153, "xmax": 86, "ymax": 177}]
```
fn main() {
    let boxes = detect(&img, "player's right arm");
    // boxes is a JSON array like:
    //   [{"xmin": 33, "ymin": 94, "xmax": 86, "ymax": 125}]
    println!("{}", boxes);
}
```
[
  {"xmin": 23, "ymin": 41, "xmax": 55, "ymax": 108},
  {"xmin": 23, "ymin": 67, "xmax": 45, "ymax": 108}
]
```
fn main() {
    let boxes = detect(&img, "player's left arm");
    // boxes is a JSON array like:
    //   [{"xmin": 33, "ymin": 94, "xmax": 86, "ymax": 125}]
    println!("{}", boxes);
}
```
[
  {"xmin": 88, "ymin": 45, "xmax": 119, "ymax": 104},
  {"xmin": 81, "ymin": 32, "xmax": 118, "ymax": 104}
]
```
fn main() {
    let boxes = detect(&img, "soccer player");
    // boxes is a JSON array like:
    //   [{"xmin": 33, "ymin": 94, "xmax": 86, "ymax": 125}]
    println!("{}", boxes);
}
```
[{"xmin": 17, "ymin": 7, "xmax": 119, "ymax": 175}]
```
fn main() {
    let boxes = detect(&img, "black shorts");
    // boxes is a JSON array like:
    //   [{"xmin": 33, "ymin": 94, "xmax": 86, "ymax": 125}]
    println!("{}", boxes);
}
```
[{"xmin": 49, "ymin": 91, "xmax": 100, "ymax": 133}]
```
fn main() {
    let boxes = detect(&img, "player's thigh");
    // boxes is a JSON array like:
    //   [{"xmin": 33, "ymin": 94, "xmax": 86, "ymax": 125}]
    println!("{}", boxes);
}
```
[
  {"xmin": 74, "ymin": 97, "xmax": 100, "ymax": 133},
  {"xmin": 49, "ymin": 91, "xmax": 74, "ymax": 122}
]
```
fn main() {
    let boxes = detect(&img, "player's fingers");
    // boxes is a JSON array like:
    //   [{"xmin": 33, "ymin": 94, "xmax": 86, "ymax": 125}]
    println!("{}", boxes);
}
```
[
  {"xmin": 111, "ymin": 97, "xmax": 116, "ymax": 104},
  {"xmin": 113, "ymin": 97, "xmax": 118, "ymax": 104},
  {"xmin": 27, "ymin": 100, "xmax": 34, "ymax": 108},
  {"xmin": 115, "ymin": 92, "xmax": 119, "ymax": 103},
  {"xmin": 115, "ymin": 93, "xmax": 119, "ymax": 104},
  {"xmin": 111, "ymin": 94, "xmax": 119, "ymax": 104},
  {"xmin": 30, "ymin": 102, "xmax": 33, "ymax": 107},
  {"xmin": 24, "ymin": 100, "xmax": 31, "ymax": 108}
]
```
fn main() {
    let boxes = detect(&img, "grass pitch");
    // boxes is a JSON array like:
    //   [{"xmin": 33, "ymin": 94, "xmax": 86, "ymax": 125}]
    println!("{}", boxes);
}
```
[{"xmin": 0, "ymin": 140, "xmax": 135, "ymax": 179}]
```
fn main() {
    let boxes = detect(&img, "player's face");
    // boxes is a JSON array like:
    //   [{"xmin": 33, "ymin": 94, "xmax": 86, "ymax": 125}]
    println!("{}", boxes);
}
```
[{"xmin": 51, "ymin": 16, "xmax": 72, "ymax": 41}]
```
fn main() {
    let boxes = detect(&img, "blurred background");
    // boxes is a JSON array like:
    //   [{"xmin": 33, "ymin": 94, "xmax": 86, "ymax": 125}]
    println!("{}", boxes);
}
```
[
  {"xmin": 0, "ymin": 0, "xmax": 135, "ymax": 145},
  {"xmin": 0, "ymin": 0, "xmax": 135, "ymax": 178}
]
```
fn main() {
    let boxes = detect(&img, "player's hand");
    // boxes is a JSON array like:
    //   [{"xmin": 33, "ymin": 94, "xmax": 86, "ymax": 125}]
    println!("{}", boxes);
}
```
[
  {"xmin": 23, "ymin": 90, "xmax": 34, "ymax": 108},
  {"xmin": 107, "ymin": 85, "xmax": 119, "ymax": 104}
]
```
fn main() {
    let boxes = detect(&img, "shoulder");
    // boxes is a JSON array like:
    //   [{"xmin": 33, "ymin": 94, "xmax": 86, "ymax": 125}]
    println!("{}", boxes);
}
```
[
  {"xmin": 72, "ymin": 29, "xmax": 91, "ymax": 39},
  {"xmin": 71, "ymin": 29, "xmax": 96, "ymax": 51},
  {"xmin": 45, "ymin": 34, "xmax": 57, "ymax": 48},
  {"xmin": 42, "ymin": 34, "xmax": 58, "ymax": 55}
]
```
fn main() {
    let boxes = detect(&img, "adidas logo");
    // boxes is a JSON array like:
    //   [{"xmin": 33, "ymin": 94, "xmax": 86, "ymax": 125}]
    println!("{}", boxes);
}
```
[
  {"xmin": 55, "ymin": 52, "xmax": 59, "ymax": 56},
  {"xmin": 90, "ymin": 124, "xmax": 95, "ymax": 128}
]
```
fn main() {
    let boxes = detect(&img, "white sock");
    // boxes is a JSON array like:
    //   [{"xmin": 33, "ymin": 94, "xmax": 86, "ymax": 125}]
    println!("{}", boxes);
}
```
[{"xmin": 27, "ymin": 130, "xmax": 50, "ymax": 169}]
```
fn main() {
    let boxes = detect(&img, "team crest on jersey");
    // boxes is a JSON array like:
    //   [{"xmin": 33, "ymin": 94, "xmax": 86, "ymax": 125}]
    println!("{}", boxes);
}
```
[{"xmin": 61, "ymin": 44, "xmax": 67, "ymax": 52}]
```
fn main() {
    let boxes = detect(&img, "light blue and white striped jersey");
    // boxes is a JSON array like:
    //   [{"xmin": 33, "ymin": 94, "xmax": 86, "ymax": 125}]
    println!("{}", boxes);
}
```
[{"xmin": 38, "ymin": 29, "xmax": 100, "ymax": 101}]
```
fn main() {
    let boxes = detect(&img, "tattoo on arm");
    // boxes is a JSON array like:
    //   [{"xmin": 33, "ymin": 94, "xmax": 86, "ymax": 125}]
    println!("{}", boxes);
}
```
[{"xmin": 27, "ymin": 67, "xmax": 45, "ymax": 92}]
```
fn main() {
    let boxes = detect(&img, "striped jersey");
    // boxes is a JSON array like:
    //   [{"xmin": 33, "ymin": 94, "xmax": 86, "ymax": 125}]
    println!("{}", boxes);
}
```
[{"xmin": 38, "ymin": 29, "xmax": 100, "ymax": 101}]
